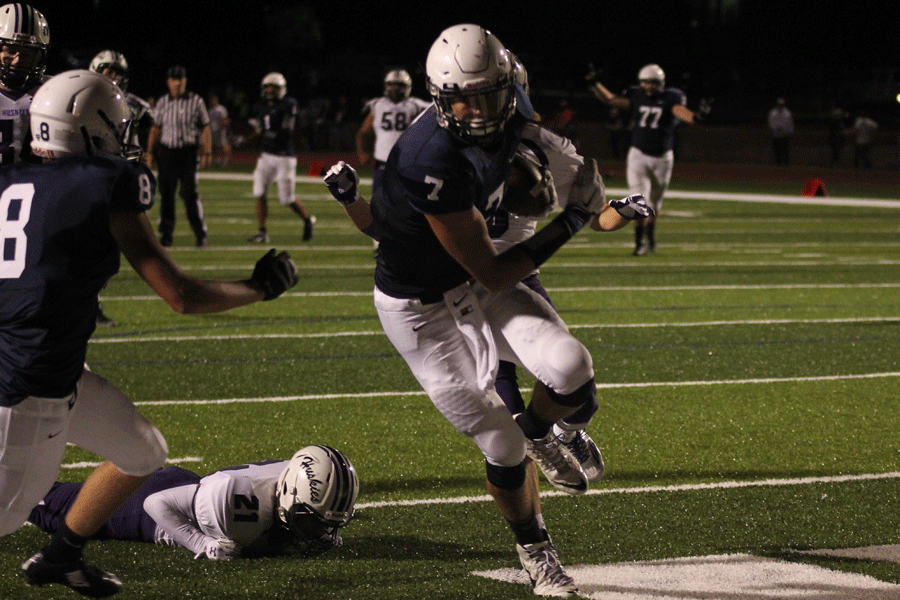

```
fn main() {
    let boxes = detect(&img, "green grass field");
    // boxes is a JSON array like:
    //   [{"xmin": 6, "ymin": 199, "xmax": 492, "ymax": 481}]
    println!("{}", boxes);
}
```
[{"xmin": 2, "ymin": 169, "xmax": 899, "ymax": 599}]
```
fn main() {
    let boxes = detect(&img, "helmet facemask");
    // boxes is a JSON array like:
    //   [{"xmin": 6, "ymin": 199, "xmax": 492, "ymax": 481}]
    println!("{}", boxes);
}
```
[
  {"xmin": 0, "ymin": 41, "xmax": 47, "ymax": 92},
  {"xmin": 428, "ymin": 74, "xmax": 515, "ymax": 148}
]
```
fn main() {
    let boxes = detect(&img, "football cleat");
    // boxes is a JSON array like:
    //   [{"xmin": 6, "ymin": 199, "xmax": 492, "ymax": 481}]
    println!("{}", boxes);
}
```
[
  {"xmin": 516, "ymin": 540, "xmax": 579, "ymax": 597},
  {"xmin": 249, "ymin": 231, "xmax": 269, "ymax": 243},
  {"xmin": 21, "ymin": 550, "xmax": 122, "ymax": 598},
  {"xmin": 303, "ymin": 216, "xmax": 316, "ymax": 241},
  {"xmin": 554, "ymin": 425, "xmax": 604, "ymax": 483},
  {"xmin": 632, "ymin": 243, "xmax": 648, "ymax": 256},
  {"xmin": 524, "ymin": 431, "xmax": 588, "ymax": 495}
]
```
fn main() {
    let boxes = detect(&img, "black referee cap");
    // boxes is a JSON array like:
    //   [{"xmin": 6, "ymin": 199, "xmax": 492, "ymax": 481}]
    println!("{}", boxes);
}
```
[{"xmin": 167, "ymin": 65, "xmax": 186, "ymax": 79}]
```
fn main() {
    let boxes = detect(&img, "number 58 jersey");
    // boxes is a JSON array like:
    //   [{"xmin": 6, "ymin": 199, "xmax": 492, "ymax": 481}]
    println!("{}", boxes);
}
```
[
  {"xmin": 363, "ymin": 95, "xmax": 431, "ymax": 163},
  {"xmin": 0, "ymin": 156, "xmax": 155, "ymax": 407},
  {"xmin": 192, "ymin": 460, "xmax": 288, "ymax": 547}
]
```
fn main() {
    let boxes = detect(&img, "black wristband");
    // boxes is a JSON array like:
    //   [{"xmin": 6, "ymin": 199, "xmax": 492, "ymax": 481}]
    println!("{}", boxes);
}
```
[{"xmin": 516, "ymin": 207, "xmax": 590, "ymax": 268}]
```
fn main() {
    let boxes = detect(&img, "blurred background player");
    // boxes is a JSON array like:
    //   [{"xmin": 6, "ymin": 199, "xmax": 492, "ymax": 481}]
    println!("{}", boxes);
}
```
[
  {"xmin": 89, "ymin": 50, "xmax": 154, "ymax": 155},
  {"xmin": 89, "ymin": 49, "xmax": 155, "ymax": 326},
  {"xmin": 355, "ymin": 69, "xmax": 431, "ymax": 194},
  {"xmin": 28, "ymin": 445, "xmax": 359, "ymax": 560},
  {"xmin": 206, "ymin": 91, "xmax": 232, "ymax": 166},
  {"xmin": 767, "ymin": 97, "xmax": 793, "ymax": 166},
  {"xmin": 588, "ymin": 63, "xmax": 706, "ymax": 256},
  {"xmin": 0, "ymin": 2, "xmax": 49, "ymax": 165},
  {"xmin": 246, "ymin": 71, "xmax": 315, "ymax": 243},
  {"xmin": 145, "ymin": 65, "xmax": 213, "ymax": 247},
  {"xmin": 3, "ymin": 70, "xmax": 298, "ymax": 598}
]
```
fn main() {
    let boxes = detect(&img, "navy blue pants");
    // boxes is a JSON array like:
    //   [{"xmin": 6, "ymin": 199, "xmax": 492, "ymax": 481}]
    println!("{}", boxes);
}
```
[{"xmin": 27, "ymin": 466, "xmax": 201, "ymax": 543}]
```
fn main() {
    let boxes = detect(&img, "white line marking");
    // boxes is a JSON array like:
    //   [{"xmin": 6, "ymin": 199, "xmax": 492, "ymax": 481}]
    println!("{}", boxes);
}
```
[
  {"xmin": 130, "ymin": 371, "xmax": 900, "ymax": 407},
  {"xmin": 61, "ymin": 457, "xmax": 203, "ymax": 469},
  {"xmin": 356, "ymin": 471, "xmax": 900, "ymax": 510},
  {"xmin": 88, "ymin": 317, "xmax": 900, "ymax": 344}
]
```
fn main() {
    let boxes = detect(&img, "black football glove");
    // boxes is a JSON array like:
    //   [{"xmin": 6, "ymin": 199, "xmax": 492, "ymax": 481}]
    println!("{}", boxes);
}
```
[
  {"xmin": 251, "ymin": 249, "xmax": 298, "ymax": 300},
  {"xmin": 324, "ymin": 161, "xmax": 361, "ymax": 206},
  {"xmin": 609, "ymin": 194, "xmax": 654, "ymax": 220}
]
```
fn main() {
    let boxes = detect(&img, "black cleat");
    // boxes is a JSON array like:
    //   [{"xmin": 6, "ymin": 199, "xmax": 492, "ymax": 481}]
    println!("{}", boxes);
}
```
[{"xmin": 21, "ymin": 550, "xmax": 122, "ymax": 598}]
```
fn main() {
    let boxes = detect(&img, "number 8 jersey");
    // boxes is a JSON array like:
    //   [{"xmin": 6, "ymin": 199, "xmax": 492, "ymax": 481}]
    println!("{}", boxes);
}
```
[
  {"xmin": 0, "ymin": 156, "xmax": 155, "ymax": 406},
  {"xmin": 622, "ymin": 85, "xmax": 687, "ymax": 157}
]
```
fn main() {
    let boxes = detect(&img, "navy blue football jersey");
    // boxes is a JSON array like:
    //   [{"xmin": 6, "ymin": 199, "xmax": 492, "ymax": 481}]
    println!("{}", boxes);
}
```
[
  {"xmin": 251, "ymin": 97, "xmax": 299, "ymax": 156},
  {"xmin": 623, "ymin": 85, "xmax": 686, "ymax": 156},
  {"xmin": 371, "ymin": 86, "xmax": 533, "ymax": 300},
  {"xmin": 0, "ymin": 156, "xmax": 155, "ymax": 406}
]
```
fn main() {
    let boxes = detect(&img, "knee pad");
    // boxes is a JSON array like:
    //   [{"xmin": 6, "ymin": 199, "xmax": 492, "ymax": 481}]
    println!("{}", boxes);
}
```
[
  {"xmin": 485, "ymin": 459, "xmax": 527, "ymax": 490},
  {"xmin": 115, "ymin": 422, "xmax": 169, "ymax": 477},
  {"xmin": 547, "ymin": 379, "xmax": 595, "ymax": 408},
  {"xmin": 541, "ymin": 337, "xmax": 593, "ymax": 395}
]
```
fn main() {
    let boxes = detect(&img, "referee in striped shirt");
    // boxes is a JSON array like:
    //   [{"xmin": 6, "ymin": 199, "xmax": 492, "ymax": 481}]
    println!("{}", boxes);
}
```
[{"xmin": 145, "ymin": 65, "xmax": 212, "ymax": 247}]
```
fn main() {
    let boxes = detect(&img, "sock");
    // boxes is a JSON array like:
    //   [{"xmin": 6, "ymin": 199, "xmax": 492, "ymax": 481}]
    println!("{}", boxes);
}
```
[
  {"xmin": 42, "ymin": 522, "xmax": 88, "ymax": 564},
  {"xmin": 515, "ymin": 404, "xmax": 553, "ymax": 440},
  {"xmin": 259, "ymin": 227, "xmax": 267, "ymax": 234},
  {"xmin": 634, "ymin": 224, "xmax": 644, "ymax": 247},
  {"xmin": 507, "ymin": 513, "xmax": 548, "ymax": 546},
  {"xmin": 646, "ymin": 222, "xmax": 656, "ymax": 246}
]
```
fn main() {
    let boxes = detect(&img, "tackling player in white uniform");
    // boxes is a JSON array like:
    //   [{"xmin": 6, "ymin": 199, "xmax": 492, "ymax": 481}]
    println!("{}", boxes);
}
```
[
  {"xmin": 589, "ymin": 63, "xmax": 707, "ymax": 255},
  {"xmin": 0, "ymin": 3, "xmax": 49, "ymax": 165}
]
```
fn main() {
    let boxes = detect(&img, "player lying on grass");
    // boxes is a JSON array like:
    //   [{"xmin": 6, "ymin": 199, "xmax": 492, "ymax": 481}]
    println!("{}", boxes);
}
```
[{"xmin": 27, "ymin": 446, "xmax": 359, "ymax": 560}]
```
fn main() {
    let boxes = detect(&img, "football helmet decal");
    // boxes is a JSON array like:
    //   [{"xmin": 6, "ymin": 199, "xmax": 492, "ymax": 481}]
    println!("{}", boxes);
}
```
[
  {"xmin": 638, "ymin": 64, "xmax": 665, "ymax": 86},
  {"xmin": 30, "ymin": 70, "xmax": 140, "ymax": 161},
  {"xmin": 89, "ymin": 50, "xmax": 129, "ymax": 92},
  {"xmin": 0, "ymin": 3, "xmax": 50, "ymax": 93},
  {"xmin": 276, "ymin": 445, "xmax": 359, "ymax": 556},
  {"xmin": 425, "ymin": 23, "xmax": 516, "ymax": 147},
  {"xmin": 261, "ymin": 72, "xmax": 287, "ymax": 100},
  {"xmin": 383, "ymin": 69, "xmax": 412, "ymax": 102}
]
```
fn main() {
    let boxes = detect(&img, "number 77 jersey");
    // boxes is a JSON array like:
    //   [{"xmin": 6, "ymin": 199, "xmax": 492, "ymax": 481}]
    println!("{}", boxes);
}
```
[
  {"xmin": 192, "ymin": 460, "xmax": 288, "ymax": 548},
  {"xmin": 623, "ymin": 84, "xmax": 687, "ymax": 157}
]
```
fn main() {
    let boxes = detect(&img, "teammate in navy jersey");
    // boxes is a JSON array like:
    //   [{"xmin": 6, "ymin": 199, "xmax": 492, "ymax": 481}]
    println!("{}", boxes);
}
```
[
  {"xmin": 589, "ymin": 63, "xmax": 707, "ymax": 255},
  {"xmin": 1, "ymin": 70, "xmax": 298, "ymax": 598},
  {"xmin": 28, "ymin": 446, "xmax": 359, "ymax": 561},
  {"xmin": 247, "ymin": 72, "xmax": 315, "ymax": 243},
  {"xmin": 328, "ymin": 24, "xmax": 613, "ymax": 597}
]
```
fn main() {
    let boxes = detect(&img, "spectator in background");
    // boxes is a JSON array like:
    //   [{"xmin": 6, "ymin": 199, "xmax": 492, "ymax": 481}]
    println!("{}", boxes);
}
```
[
  {"xmin": 767, "ymin": 97, "xmax": 793, "ymax": 165},
  {"xmin": 207, "ymin": 92, "xmax": 232, "ymax": 166},
  {"xmin": 606, "ymin": 105, "xmax": 629, "ymax": 159},
  {"xmin": 851, "ymin": 110, "xmax": 878, "ymax": 169},
  {"xmin": 826, "ymin": 99, "xmax": 850, "ymax": 166}
]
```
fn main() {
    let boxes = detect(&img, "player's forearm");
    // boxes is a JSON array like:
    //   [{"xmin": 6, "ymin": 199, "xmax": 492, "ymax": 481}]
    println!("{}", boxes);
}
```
[{"xmin": 144, "ymin": 488, "xmax": 210, "ymax": 555}]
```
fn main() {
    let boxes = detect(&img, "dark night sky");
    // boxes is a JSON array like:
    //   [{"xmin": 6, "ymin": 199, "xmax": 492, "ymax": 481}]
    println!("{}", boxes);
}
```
[{"xmin": 37, "ymin": 0, "xmax": 900, "ymax": 122}]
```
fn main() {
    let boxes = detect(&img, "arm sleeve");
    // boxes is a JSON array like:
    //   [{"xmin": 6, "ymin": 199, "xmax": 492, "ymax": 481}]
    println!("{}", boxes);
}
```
[{"xmin": 143, "ymin": 484, "xmax": 214, "ymax": 556}]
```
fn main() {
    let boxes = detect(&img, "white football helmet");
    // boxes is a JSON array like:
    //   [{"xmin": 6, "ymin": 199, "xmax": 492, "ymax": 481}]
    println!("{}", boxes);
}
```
[
  {"xmin": 30, "ymin": 70, "xmax": 140, "ymax": 161},
  {"xmin": 276, "ymin": 445, "xmax": 359, "ymax": 556},
  {"xmin": 261, "ymin": 71, "xmax": 287, "ymax": 100},
  {"xmin": 89, "ymin": 50, "xmax": 129, "ymax": 92},
  {"xmin": 383, "ymin": 69, "xmax": 412, "ymax": 102},
  {"xmin": 0, "ymin": 3, "xmax": 50, "ymax": 92},
  {"xmin": 638, "ymin": 64, "xmax": 665, "ymax": 86},
  {"xmin": 425, "ymin": 23, "xmax": 516, "ymax": 146}
]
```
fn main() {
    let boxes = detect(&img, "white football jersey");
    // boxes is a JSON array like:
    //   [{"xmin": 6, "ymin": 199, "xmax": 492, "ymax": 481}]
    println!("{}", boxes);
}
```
[
  {"xmin": 492, "ymin": 123, "xmax": 584, "ymax": 252},
  {"xmin": 364, "ymin": 95, "xmax": 432, "ymax": 162},
  {"xmin": 0, "ymin": 89, "xmax": 34, "ymax": 165},
  {"xmin": 193, "ymin": 460, "xmax": 287, "ymax": 547}
]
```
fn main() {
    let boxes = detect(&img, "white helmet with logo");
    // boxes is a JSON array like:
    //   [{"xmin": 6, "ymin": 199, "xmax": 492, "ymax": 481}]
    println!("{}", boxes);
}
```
[
  {"xmin": 261, "ymin": 72, "xmax": 287, "ymax": 99},
  {"xmin": 276, "ymin": 445, "xmax": 359, "ymax": 555},
  {"xmin": 0, "ymin": 3, "xmax": 50, "ymax": 92},
  {"xmin": 30, "ymin": 70, "xmax": 139, "ymax": 160},
  {"xmin": 425, "ymin": 23, "xmax": 516, "ymax": 146}
]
